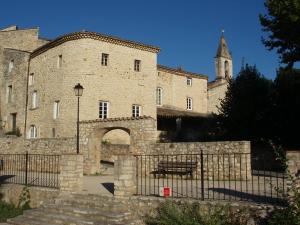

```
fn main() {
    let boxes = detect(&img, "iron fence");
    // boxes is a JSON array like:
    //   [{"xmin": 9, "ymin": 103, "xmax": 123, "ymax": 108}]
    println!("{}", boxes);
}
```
[
  {"xmin": 135, "ymin": 151, "xmax": 287, "ymax": 204},
  {"xmin": 0, "ymin": 152, "xmax": 60, "ymax": 189}
]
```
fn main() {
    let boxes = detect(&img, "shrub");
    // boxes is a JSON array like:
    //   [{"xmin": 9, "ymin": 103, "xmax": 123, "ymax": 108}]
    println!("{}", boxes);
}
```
[
  {"xmin": 145, "ymin": 201, "xmax": 249, "ymax": 225},
  {"xmin": 0, "ymin": 201, "xmax": 23, "ymax": 222}
]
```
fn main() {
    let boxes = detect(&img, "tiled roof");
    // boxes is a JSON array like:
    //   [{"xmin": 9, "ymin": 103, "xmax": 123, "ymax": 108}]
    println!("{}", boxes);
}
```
[
  {"xmin": 31, "ymin": 31, "xmax": 160, "ymax": 58},
  {"xmin": 80, "ymin": 116, "xmax": 154, "ymax": 123},
  {"xmin": 157, "ymin": 64, "xmax": 208, "ymax": 80}
]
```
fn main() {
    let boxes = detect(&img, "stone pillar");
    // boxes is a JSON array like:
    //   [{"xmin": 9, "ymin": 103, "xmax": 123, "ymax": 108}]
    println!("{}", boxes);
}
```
[
  {"xmin": 287, "ymin": 151, "xmax": 300, "ymax": 176},
  {"xmin": 286, "ymin": 151, "xmax": 300, "ymax": 197},
  {"xmin": 59, "ymin": 154, "xmax": 83, "ymax": 192},
  {"xmin": 114, "ymin": 155, "xmax": 136, "ymax": 197}
]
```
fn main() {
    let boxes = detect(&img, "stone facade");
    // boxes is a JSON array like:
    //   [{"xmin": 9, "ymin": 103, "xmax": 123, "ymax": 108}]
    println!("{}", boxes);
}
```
[
  {"xmin": 157, "ymin": 65, "xmax": 208, "ymax": 113},
  {"xmin": 0, "ymin": 25, "xmax": 232, "ymax": 139},
  {"xmin": 208, "ymin": 79, "xmax": 229, "ymax": 113}
]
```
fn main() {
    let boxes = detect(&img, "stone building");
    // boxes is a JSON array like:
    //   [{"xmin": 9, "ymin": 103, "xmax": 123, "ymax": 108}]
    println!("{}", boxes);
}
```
[{"xmin": 0, "ymin": 25, "xmax": 232, "ymax": 140}]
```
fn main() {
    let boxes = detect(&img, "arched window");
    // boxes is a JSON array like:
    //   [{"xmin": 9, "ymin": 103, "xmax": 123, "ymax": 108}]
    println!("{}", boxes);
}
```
[
  {"xmin": 224, "ymin": 60, "xmax": 229, "ymax": 78},
  {"xmin": 29, "ymin": 125, "xmax": 37, "ymax": 139},
  {"xmin": 156, "ymin": 87, "xmax": 163, "ymax": 106}
]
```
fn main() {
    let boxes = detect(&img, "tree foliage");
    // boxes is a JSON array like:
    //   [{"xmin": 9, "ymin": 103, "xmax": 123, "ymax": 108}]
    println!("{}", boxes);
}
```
[
  {"xmin": 218, "ymin": 65, "xmax": 273, "ymax": 142},
  {"xmin": 259, "ymin": 0, "xmax": 300, "ymax": 67}
]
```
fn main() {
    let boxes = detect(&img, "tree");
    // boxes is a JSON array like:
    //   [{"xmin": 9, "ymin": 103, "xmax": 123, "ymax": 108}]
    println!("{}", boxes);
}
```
[
  {"xmin": 259, "ymin": 0, "xmax": 300, "ymax": 68},
  {"xmin": 272, "ymin": 67, "xmax": 300, "ymax": 148},
  {"xmin": 218, "ymin": 65, "xmax": 274, "ymax": 141}
]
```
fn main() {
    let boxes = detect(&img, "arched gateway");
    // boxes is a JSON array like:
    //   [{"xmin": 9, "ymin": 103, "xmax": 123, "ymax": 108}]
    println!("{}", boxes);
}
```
[{"xmin": 79, "ymin": 116, "xmax": 157, "ymax": 174}]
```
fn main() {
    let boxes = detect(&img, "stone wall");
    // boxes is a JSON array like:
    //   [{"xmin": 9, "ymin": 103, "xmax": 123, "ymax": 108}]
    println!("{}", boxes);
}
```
[
  {"xmin": 101, "ymin": 144, "xmax": 130, "ymax": 162},
  {"xmin": 136, "ymin": 141, "xmax": 251, "ymax": 180},
  {"xmin": 0, "ymin": 136, "xmax": 76, "ymax": 154},
  {"xmin": 0, "ymin": 184, "xmax": 59, "ymax": 208}
]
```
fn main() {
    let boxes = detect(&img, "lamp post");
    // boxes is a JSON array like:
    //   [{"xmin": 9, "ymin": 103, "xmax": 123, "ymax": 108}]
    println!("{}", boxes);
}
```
[{"xmin": 74, "ymin": 83, "xmax": 84, "ymax": 154}]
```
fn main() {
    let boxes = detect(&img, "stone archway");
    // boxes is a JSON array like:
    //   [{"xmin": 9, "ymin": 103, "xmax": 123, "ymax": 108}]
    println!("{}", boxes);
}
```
[{"xmin": 79, "ymin": 116, "xmax": 157, "ymax": 174}]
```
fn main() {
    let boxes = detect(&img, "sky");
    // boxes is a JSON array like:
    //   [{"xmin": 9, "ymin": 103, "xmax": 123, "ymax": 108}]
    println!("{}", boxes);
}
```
[{"xmin": 0, "ymin": 0, "xmax": 281, "ymax": 81}]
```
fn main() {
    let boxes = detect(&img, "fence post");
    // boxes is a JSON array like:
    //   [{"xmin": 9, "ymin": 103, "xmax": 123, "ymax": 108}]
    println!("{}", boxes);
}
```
[
  {"xmin": 200, "ymin": 150, "xmax": 204, "ymax": 200},
  {"xmin": 25, "ymin": 151, "xmax": 28, "ymax": 186}
]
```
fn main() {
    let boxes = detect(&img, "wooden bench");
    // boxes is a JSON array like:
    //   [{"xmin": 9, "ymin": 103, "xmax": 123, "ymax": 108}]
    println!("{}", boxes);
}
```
[{"xmin": 151, "ymin": 161, "xmax": 197, "ymax": 178}]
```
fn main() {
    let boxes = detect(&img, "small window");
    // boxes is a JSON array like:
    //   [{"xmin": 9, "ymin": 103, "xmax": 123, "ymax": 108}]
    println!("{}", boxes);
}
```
[
  {"xmin": 156, "ymin": 87, "xmax": 163, "ymax": 106},
  {"xmin": 28, "ymin": 73, "xmax": 34, "ymax": 86},
  {"xmin": 31, "ymin": 91, "xmax": 38, "ymax": 109},
  {"xmin": 8, "ymin": 59, "xmax": 14, "ymax": 73},
  {"xmin": 186, "ymin": 97, "xmax": 193, "ymax": 110},
  {"xmin": 134, "ymin": 60, "xmax": 141, "ymax": 72},
  {"xmin": 57, "ymin": 55, "xmax": 62, "ymax": 68},
  {"xmin": 29, "ymin": 125, "xmax": 37, "ymax": 139},
  {"xmin": 99, "ymin": 101, "xmax": 109, "ymax": 119},
  {"xmin": 132, "ymin": 104, "xmax": 141, "ymax": 117},
  {"xmin": 101, "ymin": 53, "xmax": 109, "ymax": 66},
  {"xmin": 53, "ymin": 101, "xmax": 60, "ymax": 119},
  {"xmin": 52, "ymin": 128, "xmax": 56, "ymax": 138},
  {"xmin": 7, "ymin": 85, "xmax": 12, "ymax": 103},
  {"xmin": 187, "ymin": 78, "xmax": 192, "ymax": 86}
]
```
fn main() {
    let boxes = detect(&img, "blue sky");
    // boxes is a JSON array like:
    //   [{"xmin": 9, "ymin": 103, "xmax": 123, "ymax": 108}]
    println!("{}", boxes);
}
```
[{"xmin": 0, "ymin": 0, "xmax": 281, "ymax": 81}]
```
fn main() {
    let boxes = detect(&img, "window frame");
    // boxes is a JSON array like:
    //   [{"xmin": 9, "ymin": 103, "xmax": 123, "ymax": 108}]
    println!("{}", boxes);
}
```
[
  {"xmin": 29, "ymin": 125, "xmax": 37, "ymax": 139},
  {"xmin": 186, "ymin": 97, "xmax": 193, "ymax": 110},
  {"xmin": 132, "ymin": 104, "xmax": 141, "ymax": 118},
  {"xmin": 134, "ymin": 59, "xmax": 141, "ymax": 72},
  {"xmin": 7, "ymin": 85, "xmax": 12, "ymax": 103},
  {"xmin": 31, "ymin": 90, "xmax": 38, "ymax": 109},
  {"xmin": 156, "ymin": 87, "xmax": 163, "ymax": 106},
  {"xmin": 99, "ymin": 101, "xmax": 109, "ymax": 119},
  {"xmin": 28, "ymin": 73, "xmax": 34, "ymax": 86},
  {"xmin": 187, "ymin": 77, "xmax": 192, "ymax": 86},
  {"xmin": 53, "ymin": 101, "xmax": 60, "ymax": 119},
  {"xmin": 57, "ymin": 55, "xmax": 62, "ymax": 68},
  {"xmin": 8, "ymin": 59, "xmax": 14, "ymax": 73},
  {"xmin": 101, "ymin": 53, "xmax": 109, "ymax": 66}
]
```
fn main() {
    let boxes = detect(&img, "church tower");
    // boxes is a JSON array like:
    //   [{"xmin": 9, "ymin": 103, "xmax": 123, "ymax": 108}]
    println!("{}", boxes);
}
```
[{"xmin": 215, "ymin": 33, "xmax": 233, "ymax": 80}]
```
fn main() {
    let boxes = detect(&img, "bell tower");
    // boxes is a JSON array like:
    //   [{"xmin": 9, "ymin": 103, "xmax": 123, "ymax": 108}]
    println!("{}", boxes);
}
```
[{"xmin": 215, "ymin": 32, "xmax": 233, "ymax": 80}]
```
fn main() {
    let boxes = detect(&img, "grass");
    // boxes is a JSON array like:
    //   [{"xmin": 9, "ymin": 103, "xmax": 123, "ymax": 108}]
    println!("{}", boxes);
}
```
[{"xmin": 0, "ymin": 201, "xmax": 24, "ymax": 222}]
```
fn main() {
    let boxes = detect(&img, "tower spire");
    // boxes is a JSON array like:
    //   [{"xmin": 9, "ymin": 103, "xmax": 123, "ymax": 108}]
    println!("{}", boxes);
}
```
[{"xmin": 214, "ymin": 32, "xmax": 233, "ymax": 80}]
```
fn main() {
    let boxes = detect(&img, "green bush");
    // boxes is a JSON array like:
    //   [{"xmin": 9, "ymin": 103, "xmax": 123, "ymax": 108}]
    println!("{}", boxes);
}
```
[
  {"xmin": 145, "ymin": 201, "xmax": 249, "ymax": 225},
  {"xmin": 0, "ymin": 201, "xmax": 23, "ymax": 222}
]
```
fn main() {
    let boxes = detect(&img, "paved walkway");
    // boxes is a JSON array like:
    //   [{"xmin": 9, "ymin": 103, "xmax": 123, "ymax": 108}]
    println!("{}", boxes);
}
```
[{"xmin": 80, "ymin": 166, "xmax": 114, "ymax": 196}]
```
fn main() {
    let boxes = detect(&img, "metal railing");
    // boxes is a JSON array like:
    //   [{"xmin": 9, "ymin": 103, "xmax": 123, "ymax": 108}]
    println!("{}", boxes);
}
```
[
  {"xmin": 0, "ymin": 152, "xmax": 60, "ymax": 189},
  {"xmin": 135, "ymin": 151, "xmax": 286, "ymax": 205}
]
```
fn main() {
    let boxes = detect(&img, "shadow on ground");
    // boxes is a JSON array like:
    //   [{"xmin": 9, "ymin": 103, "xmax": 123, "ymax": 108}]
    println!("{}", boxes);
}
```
[{"xmin": 208, "ymin": 187, "xmax": 287, "ymax": 206}]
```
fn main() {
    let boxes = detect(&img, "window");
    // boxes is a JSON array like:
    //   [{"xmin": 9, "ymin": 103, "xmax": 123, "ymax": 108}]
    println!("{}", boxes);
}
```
[
  {"xmin": 99, "ymin": 101, "xmax": 109, "ymax": 119},
  {"xmin": 57, "ymin": 55, "xmax": 62, "ymax": 68},
  {"xmin": 101, "ymin": 53, "xmax": 109, "ymax": 66},
  {"xmin": 134, "ymin": 60, "xmax": 141, "ymax": 72},
  {"xmin": 53, "ymin": 101, "xmax": 60, "ymax": 119},
  {"xmin": 28, "ymin": 73, "xmax": 34, "ymax": 86},
  {"xmin": 7, "ymin": 85, "xmax": 12, "ymax": 103},
  {"xmin": 132, "ymin": 104, "xmax": 141, "ymax": 117},
  {"xmin": 11, "ymin": 113, "xmax": 17, "ymax": 132},
  {"xmin": 224, "ymin": 60, "xmax": 229, "ymax": 78},
  {"xmin": 8, "ymin": 60, "xmax": 14, "ymax": 73},
  {"xmin": 31, "ymin": 91, "xmax": 38, "ymax": 109},
  {"xmin": 156, "ymin": 87, "xmax": 163, "ymax": 106},
  {"xmin": 29, "ymin": 125, "xmax": 37, "ymax": 139},
  {"xmin": 186, "ymin": 97, "xmax": 193, "ymax": 110},
  {"xmin": 187, "ymin": 78, "xmax": 192, "ymax": 86},
  {"xmin": 52, "ymin": 128, "xmax": 56, "ymax": 138}
]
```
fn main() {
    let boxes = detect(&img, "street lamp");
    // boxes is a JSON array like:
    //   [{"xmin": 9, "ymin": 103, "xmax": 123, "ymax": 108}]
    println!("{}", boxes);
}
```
[{"xmin": 74, "ymin": 83, "xmax": 84, "ymax": 154}]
